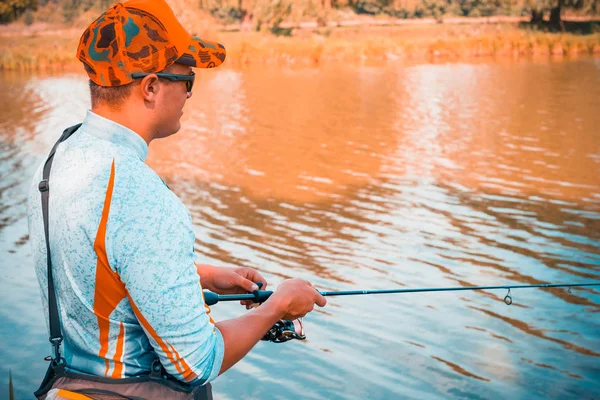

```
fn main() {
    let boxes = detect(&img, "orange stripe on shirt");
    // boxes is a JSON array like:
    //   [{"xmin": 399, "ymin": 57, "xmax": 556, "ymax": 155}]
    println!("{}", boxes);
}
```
[
  {"xmin": 92, "ymin": 160, "xmax": 128, "ymax": 377},
  {"xmin": 128, "ymin": 295, "xmax": 199, "ymax": 382},
  {"xmin": 200, "ymin": 290, "xmax": 215, "ymax": 325},
  {"xmin": 195, "ymin": 264, "xmax": 215, "ymax": 325},
  {"xmin": 111, "ymin": 322, "xmax": 125, "ymax": 378},
  {"xmin": 167, "ymin": 341, "xmax": 185, "ymax": 375}
]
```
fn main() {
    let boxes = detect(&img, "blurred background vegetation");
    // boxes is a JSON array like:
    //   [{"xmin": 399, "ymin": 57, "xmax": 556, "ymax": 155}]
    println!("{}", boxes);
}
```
[
  {"xmin": 0, "ymin": 0, "xmax": 598, "ymax": 29},
  {"xmin": 0, "ymin": 0, "xmax": 598, "ymax": 72}
]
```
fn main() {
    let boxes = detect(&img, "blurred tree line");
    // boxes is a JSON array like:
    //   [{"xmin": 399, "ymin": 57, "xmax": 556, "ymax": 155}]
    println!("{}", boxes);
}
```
[
  {"xmin": 1, "ymin": 0, "xmax": 597, "ymax": 28},
  {"xmin": 201, "ymin": 0, "xmax": 597, "ymax": 23},
  {"xmin": 202, "ymin": 0, "xmax": 598, "ymax": 33},
  {"xmin": 0, "ymin": 0, "xmax": 109, "ymax": 24},
  {"xmin": 0, "ymin": 0, "xmax": 37, "ymax": 23}
]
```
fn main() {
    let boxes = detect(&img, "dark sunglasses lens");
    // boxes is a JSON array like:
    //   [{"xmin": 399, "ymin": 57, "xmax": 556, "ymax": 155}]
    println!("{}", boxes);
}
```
[{"xmin": 187, "ymin": 76, "xmax": 194, "ymax": 93}]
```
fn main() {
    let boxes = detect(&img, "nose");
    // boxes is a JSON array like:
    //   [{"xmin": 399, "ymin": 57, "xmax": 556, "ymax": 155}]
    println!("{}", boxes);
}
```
[{"xmin": 187, "ymin": 91, "xmax": 193, "ymax": 99}]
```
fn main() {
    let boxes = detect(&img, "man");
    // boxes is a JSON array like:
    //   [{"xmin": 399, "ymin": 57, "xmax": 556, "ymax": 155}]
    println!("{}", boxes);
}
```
[{"xmin": 27, "ymin": 0, "xmax": 326, "ymax": 398}]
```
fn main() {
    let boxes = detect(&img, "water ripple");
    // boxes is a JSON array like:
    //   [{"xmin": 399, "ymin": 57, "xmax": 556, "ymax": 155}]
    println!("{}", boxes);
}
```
[{"xmin": 2, "ymin": 60, "xmax": 600, "ymax": 398}]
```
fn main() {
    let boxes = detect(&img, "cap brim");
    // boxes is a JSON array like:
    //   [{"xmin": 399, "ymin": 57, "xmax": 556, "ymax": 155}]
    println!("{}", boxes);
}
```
[{"xmin": 176, "ymin": 37, "xmax": 226, "ymax": 68}]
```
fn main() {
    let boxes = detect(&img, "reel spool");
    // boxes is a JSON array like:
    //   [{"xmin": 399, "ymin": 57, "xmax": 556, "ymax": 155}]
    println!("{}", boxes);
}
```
[{"xmin": 262, "ymin": 319, "xmax": 306, "ymax": 343}]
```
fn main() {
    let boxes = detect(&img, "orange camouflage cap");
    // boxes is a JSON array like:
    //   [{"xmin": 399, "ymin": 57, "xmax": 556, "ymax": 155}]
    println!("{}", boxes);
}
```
[{"xmin": 76, "ymin": 0, "xmax": 226, "ymax": 87}]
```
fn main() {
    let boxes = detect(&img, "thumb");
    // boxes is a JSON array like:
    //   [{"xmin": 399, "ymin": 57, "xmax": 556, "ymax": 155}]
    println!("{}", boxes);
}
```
[{"xmin": 238, "ymin": 275, "xmax": 259, "ymax": 293}]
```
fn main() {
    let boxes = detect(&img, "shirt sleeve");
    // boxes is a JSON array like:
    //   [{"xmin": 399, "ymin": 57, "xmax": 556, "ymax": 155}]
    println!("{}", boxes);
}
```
[{"xmin": 110, "ymin": 182, "xmax": 224, "ymax": 386}]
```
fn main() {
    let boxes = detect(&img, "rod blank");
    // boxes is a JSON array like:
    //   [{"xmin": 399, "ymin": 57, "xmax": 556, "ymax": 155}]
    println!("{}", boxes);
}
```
[
  {"xmin": 203, "ymin": 282, "xmax": 600, "ymax": 306},
  {"xmin": 318, "ymin": 282, "xmax": 600, "ymax": 297}
]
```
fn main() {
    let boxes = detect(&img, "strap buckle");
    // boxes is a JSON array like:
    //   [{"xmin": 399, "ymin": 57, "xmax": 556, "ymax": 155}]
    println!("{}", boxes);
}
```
[
  {"xmin": 150, "ymin": 359, "xmax": 164, "ymax": 378},
  {"xmin": 50, "ymin": 336, "xmax": 63, "ymax": 359},
  {"xmin": 38, "ymin": 179, "xmax": 49, "ymax": 192}
]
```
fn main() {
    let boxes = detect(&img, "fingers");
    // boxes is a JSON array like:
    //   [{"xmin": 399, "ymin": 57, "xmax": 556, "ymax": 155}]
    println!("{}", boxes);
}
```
[
  {"xmin": 241, "ymin": 299, "xmax": 257, "ymax": 310},
  {"xmin": 236, "ymin": 275, "xmax": 259, "ymax": 293},
  {"xmin": 267, "ymin": 278, "xmax": 327, "ymax": 319},
  {"xmin": 250, "ymin": 270, "xmax": 267, "ymax": 291},
  {"xmin": 304, "ymin": 280, "xmax": 326, "ymax": 307},
  {"xmin": 236, "ymin": 267, "xmax": 268, "ymax": 291},
  {"xmin": 242, "ymin": 300, "xmax": 256, "ymax": 310},
  {"xmin": 314, "ymin": 293, "xmax": 327, "ymax": 307}
]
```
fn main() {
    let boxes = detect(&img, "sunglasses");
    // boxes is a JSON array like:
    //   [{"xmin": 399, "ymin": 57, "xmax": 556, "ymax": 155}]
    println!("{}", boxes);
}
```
[{"xmin": 131, "ymin": 71, "xmax": 195, "ymax": 93}]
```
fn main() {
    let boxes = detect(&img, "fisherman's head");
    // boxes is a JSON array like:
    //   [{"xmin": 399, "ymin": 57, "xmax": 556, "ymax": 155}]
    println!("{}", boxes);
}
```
[{"xmin": 77, "ymin": 0, "xmax": 226, "ymax": 139}]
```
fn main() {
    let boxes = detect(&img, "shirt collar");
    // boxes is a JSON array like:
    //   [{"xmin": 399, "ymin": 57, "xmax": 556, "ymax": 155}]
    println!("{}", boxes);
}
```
[{"xmin": 80, "ymin": 110, "xmax": 149, "ymax": 162}]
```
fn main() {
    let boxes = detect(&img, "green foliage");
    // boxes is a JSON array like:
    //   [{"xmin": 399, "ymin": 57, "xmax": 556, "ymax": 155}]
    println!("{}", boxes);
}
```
[
  {"xmin": 271, "ymin": 19, "xmax": 293, "ymax": 35},
  {"xmin": 421, "ymin": 0, "xmax": 459, "ymax": 18},
  {"xmin": 0, "ymin": 0, "xmax": 37, "ymax": 23},
  {"xmin": 82, "ymin": 0, "xmax": 95, "ymax": 11},
  {"xmin": 354, "ymin": 0, "xmax": 387, "ymax": 14},
  {"xmin": 23, "ymin": 7, "xmax": 33, "ymax": 24},
  {"xmin": 0, "ymin": 3, "xmax": 12, "ymax": 23},
  {"xmin": 1, "ymin": 0, "xmax": 598, "ymax": 29},
  {"xmin": 350, "ymin": 0, "xmax": 532, "ymax": 18},
  {"xmin": 210, "ymin": 6, "xmax": 246, "ymax": 23},
  {"xmin": 1, "ymin": 0, "xmax": 113, "ymax": 24},
  {"xmin": 252, "ymin": 0, "xmax": 294, "ymax": 31},
  {"xmin": 62, "ymin": 0, "xmax": 79, "ymax": 23},
  {"xmin": 59, "ymin": 0, "xmax": 103, "ymax": 23},
  {"xmin": 529, "ymin": 0, "xmax": 599, "ymax": 14}
]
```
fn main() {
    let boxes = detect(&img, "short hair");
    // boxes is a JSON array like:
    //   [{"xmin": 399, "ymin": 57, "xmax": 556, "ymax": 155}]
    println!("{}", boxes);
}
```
[
  {"xmin": 88, "ymin": 80, "xmax": 133, "ymax": 109},
  {"xmin": 86, "ymin": 63, "xmax": 178, "ymax": 109}
]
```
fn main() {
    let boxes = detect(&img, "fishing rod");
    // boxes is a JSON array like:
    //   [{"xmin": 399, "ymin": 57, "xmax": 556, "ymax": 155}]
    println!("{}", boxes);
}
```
[
  {"xmin": 203, "ymin": 282, "xmax": 600, "ymax": 307},
  {"xmin": 205, "ymin": 282, "xmax": 600, "ymax": 343}
]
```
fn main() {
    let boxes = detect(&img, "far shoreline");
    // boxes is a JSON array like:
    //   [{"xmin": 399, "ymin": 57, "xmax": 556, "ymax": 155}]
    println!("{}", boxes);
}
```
[{"xmin": 1, "ymin": 19, "xmax": 599, "ymax": 72}]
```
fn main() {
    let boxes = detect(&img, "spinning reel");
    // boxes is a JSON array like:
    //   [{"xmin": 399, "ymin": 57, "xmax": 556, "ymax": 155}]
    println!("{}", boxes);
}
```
[{"xmin": 261, "ymin": 318, "xmax": 306, "ymax": 343}]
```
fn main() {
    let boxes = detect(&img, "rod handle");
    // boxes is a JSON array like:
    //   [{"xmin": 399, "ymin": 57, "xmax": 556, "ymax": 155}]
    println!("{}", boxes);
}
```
[
  {"xmin": 202, "ymin": 283, "xmax": 274, "ymax": 306},
  {"xmin": 253, "ymin": 290, "xmax": 274, "ymax": 303},
  {"xmin": 203, "ymin": 291, "xmax": 219, "ymax": 306},
  {"xmin": 252, "ymin": 282, "xmax": 274, "ymax": 303}
]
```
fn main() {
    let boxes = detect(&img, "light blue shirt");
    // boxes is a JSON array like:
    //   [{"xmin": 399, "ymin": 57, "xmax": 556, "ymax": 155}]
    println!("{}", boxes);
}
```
[{"xmin": 27, "ymin": 110, "xmax": 224, "ymax": 385}]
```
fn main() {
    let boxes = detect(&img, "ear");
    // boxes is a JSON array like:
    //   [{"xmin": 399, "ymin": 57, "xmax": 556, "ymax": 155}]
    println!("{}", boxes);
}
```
[{"xmin": 139, "ymin": 74, "xmax": 160, "ymax": 103}]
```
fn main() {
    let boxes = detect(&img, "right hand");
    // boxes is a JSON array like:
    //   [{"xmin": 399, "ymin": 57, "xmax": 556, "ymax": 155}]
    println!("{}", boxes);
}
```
[{"xmin": 266, "ymin": 278, "xmax": 327, "ymax": 320}]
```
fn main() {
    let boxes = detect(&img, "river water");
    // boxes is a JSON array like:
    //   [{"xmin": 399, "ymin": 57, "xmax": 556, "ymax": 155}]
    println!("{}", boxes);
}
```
[{"xmin": 1, "ymin": 58, "xmax": 599, "ymax": 399}]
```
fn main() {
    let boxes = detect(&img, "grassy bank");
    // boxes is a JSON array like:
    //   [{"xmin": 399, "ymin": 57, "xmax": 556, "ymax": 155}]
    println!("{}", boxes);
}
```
[
  {"xmin": 0, "ymin": 34, "xmax": 78, "ymax": 71},
  {"xmin": 1, "ymin": 23, "xmax": 599, "ymax": 72}
]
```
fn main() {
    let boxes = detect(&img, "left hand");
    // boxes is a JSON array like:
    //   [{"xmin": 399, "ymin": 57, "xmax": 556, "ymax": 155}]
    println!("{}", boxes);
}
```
[{"xmin": 197, "ymin": 264, "xmax": 267, "ymax": 308}]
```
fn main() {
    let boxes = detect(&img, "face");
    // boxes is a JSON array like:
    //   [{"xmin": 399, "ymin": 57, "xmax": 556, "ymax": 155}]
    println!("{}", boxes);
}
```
[{"xmin": 153, "ymin": 63, "xmax": 193, "ymax": 139}]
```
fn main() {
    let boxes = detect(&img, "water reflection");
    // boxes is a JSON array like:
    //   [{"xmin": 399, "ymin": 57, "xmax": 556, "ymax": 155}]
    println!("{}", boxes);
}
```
[
  {"xmin": 470, "ymin": 306, "xmax": 600, "ymax": 357},
  {"xmin": 150, "ymin": 66, "xmax": 402, "ymax": 204},
  {"xmin": 0, "ymin": 73, "xmax": 41, "ymax": 232},
  {"xmin": 1, "ymin": 58, "xmax": 599, "ymax": 399},
  {"xmin": 431, "ymin": 356, "xmax": 491, "ymax": 381}
]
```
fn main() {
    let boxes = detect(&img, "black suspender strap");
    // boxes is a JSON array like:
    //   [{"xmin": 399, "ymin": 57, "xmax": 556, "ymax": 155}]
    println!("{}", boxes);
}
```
[{"xmin": 38, "ymin": 123, "xmax": 82, "ymax": 369}]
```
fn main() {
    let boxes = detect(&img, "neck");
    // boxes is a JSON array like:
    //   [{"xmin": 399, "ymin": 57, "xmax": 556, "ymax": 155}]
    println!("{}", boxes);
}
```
[{"xmin": 92, "ymin": 105, "xmax": 154, "ymax": 145}]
